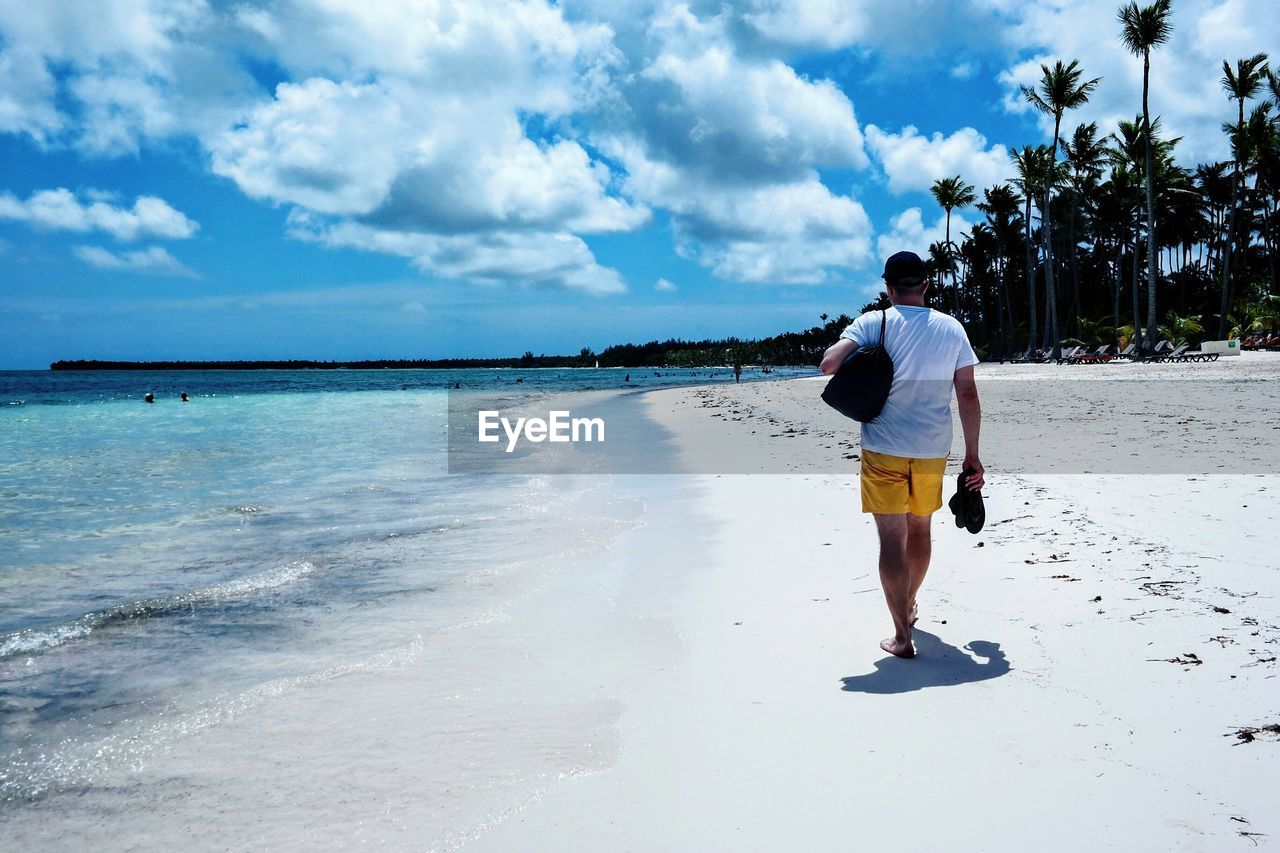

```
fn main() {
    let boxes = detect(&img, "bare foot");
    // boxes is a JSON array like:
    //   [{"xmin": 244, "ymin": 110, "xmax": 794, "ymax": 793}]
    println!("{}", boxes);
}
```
[
  {"xmin": 909, "ymin": 603, "xmax": 919, "ymax": 627},
  {"xmin": 880, "ymin": 636, "xmax": 916, "ymax": 658}
]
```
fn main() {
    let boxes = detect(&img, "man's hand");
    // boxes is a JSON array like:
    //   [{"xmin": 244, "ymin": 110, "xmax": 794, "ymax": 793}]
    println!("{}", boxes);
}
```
[
  {"xmin": 954, "ymin": 365, "xmax": 982, "ymax": 490},
  {"xmin": 962, "ymin": 455, "xmax": 984, "ymax": 491}
]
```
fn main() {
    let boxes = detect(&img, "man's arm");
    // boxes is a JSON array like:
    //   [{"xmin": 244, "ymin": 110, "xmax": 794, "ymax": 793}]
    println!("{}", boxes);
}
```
[
  {"xmin": 954, "ymin": 364, "xmax": 983, "ymax": 491},
  {"xmin": 820, "ymin": 338, "xmax": 857, "ymax": 375}
]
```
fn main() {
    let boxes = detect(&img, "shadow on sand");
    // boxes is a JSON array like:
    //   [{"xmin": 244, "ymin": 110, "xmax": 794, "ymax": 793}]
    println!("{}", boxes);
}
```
[{"xmin": 840, "ymin": 629, "xmax": 1010, "ymax": 695}]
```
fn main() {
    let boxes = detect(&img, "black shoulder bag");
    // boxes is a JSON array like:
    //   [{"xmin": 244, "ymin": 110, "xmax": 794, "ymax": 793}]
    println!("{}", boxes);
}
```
[{"xmin": 821, "ymin": 310, "xmax": 894, "ymax": 423}]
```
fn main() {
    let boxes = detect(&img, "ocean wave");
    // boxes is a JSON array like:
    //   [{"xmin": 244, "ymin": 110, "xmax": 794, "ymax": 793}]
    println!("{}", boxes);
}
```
[
  {"xmin": 0, "ymin": 632, "xmax": 425, "ymax": 801},
  {"xmin": 0, "ymin": 560, "xmax": 315, "ymax": 660}
]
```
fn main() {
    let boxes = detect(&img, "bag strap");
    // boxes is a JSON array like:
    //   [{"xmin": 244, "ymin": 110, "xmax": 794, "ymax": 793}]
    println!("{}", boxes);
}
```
[{"xmin": 880, "ymin": 309, "xmax": 887, "ymax": 346}]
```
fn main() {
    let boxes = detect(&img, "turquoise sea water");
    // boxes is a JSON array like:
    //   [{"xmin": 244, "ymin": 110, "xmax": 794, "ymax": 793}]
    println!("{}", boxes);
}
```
[{"xmin": 0, "ymin": 367, "xmax": 808, "ymax": 804}]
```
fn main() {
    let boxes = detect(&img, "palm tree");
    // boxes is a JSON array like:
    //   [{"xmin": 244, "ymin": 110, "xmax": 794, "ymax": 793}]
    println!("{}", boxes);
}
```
[
  {"xmin": 1022, "ymin": 59, "xmax": 1101, "ymax": 357},
  {"xmin": 1118, "ymin": 0, "xmax": 1173, "ymax": 350},
  {"xmin": 1096, "ymin": 170, "xmax": 1133, "ymax": 333},
  {"xmin": 1230, "ymin": 295, "xmax": 1280, "ymax": 338},
  {"xmin": 1063, "ymin": 122, "xmax": 1109, "ymax": 335},
  {"xmin": 1195, "ymin": 162, "xmax": 1232, "ymax": 274},
  {"xmin": 881, "ymin": 40, "xmax": 1278, "ymax": 363},
  {"xmin": 978, "ymin": 184, "xmax": 1023, "ymax": 352},
  {"xmin": 1253, "ymin": 104, "xmax": 1280, "ymax": 294},
  {"xmin": 930, "ymin": 175, "xmax": 977, "ymax": 293},
  {"xmin": 1077, "ymin": 314, "xmax": 1119, "ymax": 347},
  {"xmin": 1218, "ymin": 53, "xmax": 1270, "ymax": 337},
  {"xmin": 1158, "ymin": 311, "xmax": 1204, "ymax": 346},
  {"xmin": 926, "ymin": 240, "xmax": 956, "ymax": 292},
  {"xmin": 1011, "ymin": 145, "xmax": 1054, "ymax": 353}
]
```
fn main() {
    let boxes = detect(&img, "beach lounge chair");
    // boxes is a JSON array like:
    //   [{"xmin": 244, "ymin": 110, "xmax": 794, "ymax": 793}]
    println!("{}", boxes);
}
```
[
  {"xmin": 1165, "ymin": 347, "xmax": 1220, "ymax": 363},
  {"xmin": 1068, "ymin": 345, "xmax": 1112, "ymax": 364},
  {"xmin": 1045, "ymin": 346, "xmax": 1081, "ymax": 364},
  {"xmin": 1117, "ymin": 342, "xmax": 1149, "ymax": 360},
  {"xmin": 1145, "ymin": 342, "xmax": 1189, "ymax": 363},
  {"xmin": 1132, "ymin": 340, "xmax": 1171, "ymax": 361}
]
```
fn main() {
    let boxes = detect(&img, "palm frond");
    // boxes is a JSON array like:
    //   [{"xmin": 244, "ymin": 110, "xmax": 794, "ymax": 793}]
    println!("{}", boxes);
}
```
[{"xmin": 1118, "ymin": 0, "xmax": 1173, "ymax": 56}]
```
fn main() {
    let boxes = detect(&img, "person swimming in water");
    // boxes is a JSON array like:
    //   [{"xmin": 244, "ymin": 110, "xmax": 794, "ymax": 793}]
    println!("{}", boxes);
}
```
[{"xmin": 144, "ymin": 393, "xmax": 155, "ymax": 404}]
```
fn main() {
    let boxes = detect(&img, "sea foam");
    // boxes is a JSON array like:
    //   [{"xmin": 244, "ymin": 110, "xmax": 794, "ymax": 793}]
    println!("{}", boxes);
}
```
[{"xmin": 0, "ymin": 560, "xmax": 315, "ymax": 659}]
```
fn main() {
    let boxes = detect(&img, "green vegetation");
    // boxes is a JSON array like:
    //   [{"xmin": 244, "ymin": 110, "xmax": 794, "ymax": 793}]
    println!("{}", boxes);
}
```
[
  {"xmin": 923, "ymin": 1, "xmax": 1279, "ymax": 355},
  {"xmin": 50, "ymin": 312, "xmax": 871, "ymax": 370}
]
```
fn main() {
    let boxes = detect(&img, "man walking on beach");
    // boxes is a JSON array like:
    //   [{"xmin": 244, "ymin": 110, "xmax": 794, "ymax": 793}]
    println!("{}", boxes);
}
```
[{"xmin": 820, "ymin": 251, "xmax": 984, "ymax": 658}]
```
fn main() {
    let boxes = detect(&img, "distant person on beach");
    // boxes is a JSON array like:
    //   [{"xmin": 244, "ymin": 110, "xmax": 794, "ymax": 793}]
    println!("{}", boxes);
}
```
[
  {"xmin": 820, "ymin": 250, "xmax": 983, "ymax": 659},
  {"xmin": 733, "ymin": 362, "xmax": 742, "ymax": 383},
  {"xmin": 144, "ymin": 393, "xmax": 154, "ymax": 404}
]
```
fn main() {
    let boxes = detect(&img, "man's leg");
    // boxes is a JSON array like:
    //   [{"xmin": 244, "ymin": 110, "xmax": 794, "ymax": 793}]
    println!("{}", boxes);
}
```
[
  {"xmin": 905, "ymin": 512, "xmax": 933, "ymax": 625},
  {"xmin": 872, "ymin": 513, "xmax": 914, "ymax": 658}
]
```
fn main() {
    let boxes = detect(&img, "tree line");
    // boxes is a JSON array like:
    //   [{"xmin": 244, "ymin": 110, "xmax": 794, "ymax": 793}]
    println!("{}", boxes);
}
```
[
  {"xmin": 923, "ymin": 0, "xmax": 1280, "ymax": 359},
  {"xmin": 49, "ymin": 316, "xmax": 859, "ymax": 373}
]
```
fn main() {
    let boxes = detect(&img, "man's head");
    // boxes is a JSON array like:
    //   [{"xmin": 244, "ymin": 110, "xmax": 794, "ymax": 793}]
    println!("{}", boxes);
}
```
[{"xmin": 882, "ymin": 251, "xmax": 928, "ymax": 305}]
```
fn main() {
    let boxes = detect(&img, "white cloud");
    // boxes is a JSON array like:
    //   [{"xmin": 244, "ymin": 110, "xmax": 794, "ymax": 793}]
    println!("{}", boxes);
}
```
[
  {"xmin": 0, "ymin": 0, "xmax": 207, "ymax": 67},
  {"xmin": 195, "ymin": 1, "xmax": 646, "ymax": 292},
  {"xmin": 69, "ymin": 69, "xmax": 182, "ymax": 155},
  {"xmin": 242, "ymin": 0, "xmax": 619, "ymax": 113},
  {"xmin": 585, "ymin": 22, "xmax": 874, "ymax": 284},
  {"xmin": 0, "ymin": 47, "xmax": 63, "ymax": 141},
  {"xmin": 287, "ymin": 213, "xmax": 625, "ymax": 294},
  {"xmin": 1, "ymin": 0, "xmax": 1008, "ymax": 292},
  {"xmin": 737, "ymin": 0, "xmax": 1004, "ymax": 56},
  {"xmin": 865, "ymin": 125, "xmax": 1012, "ymax": 194},
  {"xmin": 209, "ymin": 77, "xmax": 646, "ymax": 233},
  {"xmin": 0, "ymin": 0, "xmax": 230, "ymax": 154},
  {"xmin": 875, "ymin": 207, "xmax": 975, "ymax": 263},
  {"xmin": 634, "ymin": 43, "xmax": 869, "ymax": 182},
  {"xmin": 207, "ymin": 79, "xmax": 406, "ymax": 217},
  {"xmin": 73, "ymin": 244, "xmax": 197, "ymax": 277},
  {"xmin": 654, "ymin": 277, "xmax": 678, "ymax": 292},
  {"xmin": 0, "ymin": 188, "xmax": 199, "ymax": 240},
  {"xmin": 995, "ymin": 0, "xmax": 1280, "ymax": 165},
  {"xmin": 681, "ymin": 180, "xmax": 873, "ymax": 284},
  {"xmin": 740, "ymin": 0, "xmax": 870, "ymax": 49},
  {"xmin": 199, "ymin": 1, "xmax": 876, "ymax": 288},
  {"xmin": 607, "ymin": 134, "xmax": 873, "ymax": 284}
]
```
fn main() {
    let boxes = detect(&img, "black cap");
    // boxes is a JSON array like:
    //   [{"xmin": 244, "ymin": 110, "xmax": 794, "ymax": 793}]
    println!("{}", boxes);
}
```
[{"xmin": 883, "ymin": 251, "xmax": 927, "ymax": 287}]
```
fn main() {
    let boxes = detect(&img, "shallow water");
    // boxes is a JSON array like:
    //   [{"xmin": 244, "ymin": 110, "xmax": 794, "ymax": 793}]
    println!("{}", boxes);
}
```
[{"xmin": 0, "ymin": 368, "xmax": 733, "ymax": 840}]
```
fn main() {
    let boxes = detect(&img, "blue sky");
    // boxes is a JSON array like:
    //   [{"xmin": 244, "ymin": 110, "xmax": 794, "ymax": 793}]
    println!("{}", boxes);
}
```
[{"xmin": 1, "ymin": 0, "xmax": 1273, "ymax": 368}]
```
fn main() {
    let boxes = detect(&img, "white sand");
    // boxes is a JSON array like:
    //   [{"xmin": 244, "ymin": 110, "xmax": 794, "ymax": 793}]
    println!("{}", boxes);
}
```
[
  {"xmin": 6, "ymin": 358, "xmax": 1277, "ymax": 851},
  {"xmin": 467, "ymin": 356, "xmax": 1280, "ymax": 851}
]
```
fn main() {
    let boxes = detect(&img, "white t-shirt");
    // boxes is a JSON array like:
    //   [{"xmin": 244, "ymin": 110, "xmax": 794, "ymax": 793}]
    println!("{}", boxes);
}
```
[{"xmin": 840, "ymin": 305, "xmax": 978, "ymax": 459}]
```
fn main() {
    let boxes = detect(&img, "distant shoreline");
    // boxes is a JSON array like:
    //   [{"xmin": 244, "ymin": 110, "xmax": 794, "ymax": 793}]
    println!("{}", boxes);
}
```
[
  {"xmin": 47, "ymin": 359, "xmax": 803, "ymax": 372},
  {"xmin": 48, "ymin": 359, "xmax": 615, "ymax": 371}
]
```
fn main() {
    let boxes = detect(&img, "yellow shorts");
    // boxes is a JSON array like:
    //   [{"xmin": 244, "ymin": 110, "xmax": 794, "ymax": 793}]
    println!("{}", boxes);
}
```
[{"xmin": 860, "ymin": 449, "xmax": 947, "ymax": 516}]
